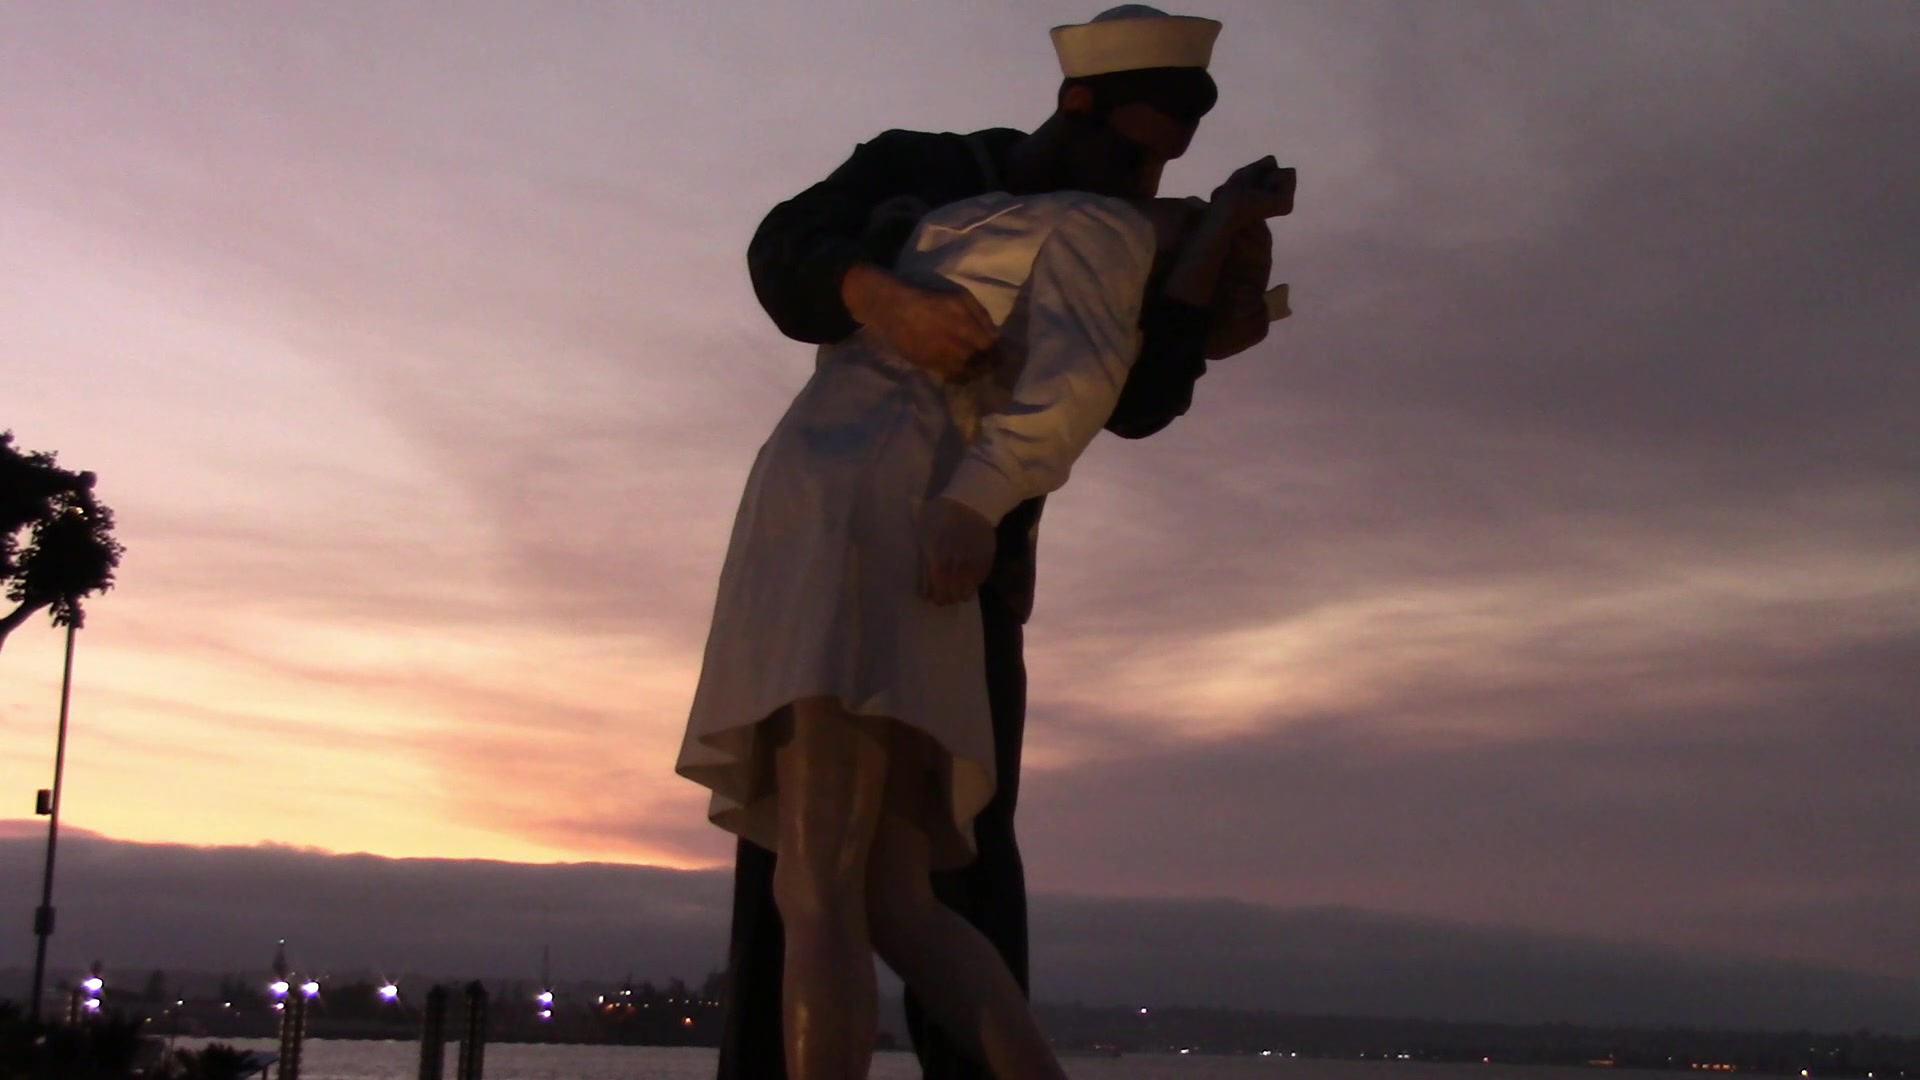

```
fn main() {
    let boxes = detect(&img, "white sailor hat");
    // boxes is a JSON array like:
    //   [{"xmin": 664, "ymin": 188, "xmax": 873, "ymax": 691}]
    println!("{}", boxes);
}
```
[{"xmin": 1051, "ymin": 5, "xmax": 1222, "ymax": 79}]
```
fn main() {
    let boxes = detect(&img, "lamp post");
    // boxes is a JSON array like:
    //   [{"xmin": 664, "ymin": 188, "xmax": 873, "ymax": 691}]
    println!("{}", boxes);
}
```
[{"xmin": 27, "ymin": 619, "xmax": 79, "ymax": 1027}]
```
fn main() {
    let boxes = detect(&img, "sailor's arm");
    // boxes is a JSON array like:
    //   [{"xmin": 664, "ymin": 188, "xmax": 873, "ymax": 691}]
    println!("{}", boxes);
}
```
[
  {"xmin": 1104, "ymin": 160, "xmax": 1292, "ymax": 439},
  {"xmin": 746, "ymin": 129, "xmax": 926, "ymax": 345},
  {"xmin": 747, "ymin": 130, "xmax": 994, "ymax": 371}
]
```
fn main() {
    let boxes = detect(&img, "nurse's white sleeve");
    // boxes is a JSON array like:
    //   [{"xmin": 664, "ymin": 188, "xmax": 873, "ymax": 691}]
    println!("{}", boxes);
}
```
[{"xmin": 939, "ymin": 200, "xmax": 1155, "ymax": 525}]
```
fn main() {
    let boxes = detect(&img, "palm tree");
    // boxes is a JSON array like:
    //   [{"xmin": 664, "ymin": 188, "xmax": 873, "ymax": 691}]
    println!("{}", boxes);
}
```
[
  {"xmin": 5, "ymin": 432, "xmax": 127, "ymax": 1025},
  {"xmin": 166, "ymin": 1043, "xmax": 258, "ymax": 1080},
  {"xmin": 0, "ymin": 431, "xmax": 124, "ymax": 654},
  {"xmin": 0, "ymin": 1001, "xmax": 35, "ymax": 1080},
  {"xmin": 9, "ymin": 1010, "xmax": 145, "ymax": 1080}
]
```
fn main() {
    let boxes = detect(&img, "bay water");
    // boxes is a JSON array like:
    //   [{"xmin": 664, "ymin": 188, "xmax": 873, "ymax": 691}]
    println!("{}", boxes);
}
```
[{"xmin": 160, "ymin": 1040, "xmax": 1654, "ymax": 1080}]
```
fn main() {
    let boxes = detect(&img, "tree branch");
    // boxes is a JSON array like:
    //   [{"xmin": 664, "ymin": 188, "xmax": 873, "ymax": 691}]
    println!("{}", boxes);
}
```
[{"xmin": 0, "ymin": 597, "xmax": 52, "ymax": 654}]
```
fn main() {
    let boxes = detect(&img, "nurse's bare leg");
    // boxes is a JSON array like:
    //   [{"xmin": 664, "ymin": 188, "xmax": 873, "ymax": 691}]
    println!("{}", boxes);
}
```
[
  {"xmin": 772, "ymin": 697, "xmax": 889, "ymax": 1080},
  {"xmin": 866, "ymin": 733, "xmax": 1067, "ymax": 1080}
]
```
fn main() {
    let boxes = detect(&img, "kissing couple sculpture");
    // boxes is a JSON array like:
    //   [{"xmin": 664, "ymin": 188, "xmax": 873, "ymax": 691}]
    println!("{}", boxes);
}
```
[{"xmin": 676, "ymin": 6, "xmax": 1296, "ymax": 1079}]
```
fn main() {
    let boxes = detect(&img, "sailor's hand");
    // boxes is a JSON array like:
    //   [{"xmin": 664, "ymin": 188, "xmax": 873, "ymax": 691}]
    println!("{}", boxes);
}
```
[
  {"xmin": 1211, "ymin": 156, "xmax": 1296, "ymax": 227},
  {"xmin": 843, "ymin": 264, "xmax": 997, "ymax": 380},
  {"xmin": 916, "ymin": 496, "xmax": 996, "ymax": 606}
]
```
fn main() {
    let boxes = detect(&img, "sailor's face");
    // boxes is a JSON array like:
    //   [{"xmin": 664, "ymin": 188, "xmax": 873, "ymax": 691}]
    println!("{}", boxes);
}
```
[
  {"xmin": 1109, "ymin": 103, "xmax": 1196, "ymax": 168},
  {"xmin": 1084, "ymin": 103, "xmax": 1196, "ymax": 198}
]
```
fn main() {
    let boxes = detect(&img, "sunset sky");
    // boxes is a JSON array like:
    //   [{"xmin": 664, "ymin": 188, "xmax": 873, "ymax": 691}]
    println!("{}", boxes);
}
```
[{"xmin": 2, "ymin": 0, "xmax": 1916, "ymax": 990}]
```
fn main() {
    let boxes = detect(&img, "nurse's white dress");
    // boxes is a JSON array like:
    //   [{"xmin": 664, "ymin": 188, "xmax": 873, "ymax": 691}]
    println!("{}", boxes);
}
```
[{"xmin": 675, "ymin": 190, "xmax": 1155, "ymax": 868}]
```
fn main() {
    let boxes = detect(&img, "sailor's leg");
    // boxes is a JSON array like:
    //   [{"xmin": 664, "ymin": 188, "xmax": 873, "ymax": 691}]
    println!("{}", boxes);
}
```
[{"xmin": 714, "ymin": 837, "xmax": 785, "ymax": 1080}]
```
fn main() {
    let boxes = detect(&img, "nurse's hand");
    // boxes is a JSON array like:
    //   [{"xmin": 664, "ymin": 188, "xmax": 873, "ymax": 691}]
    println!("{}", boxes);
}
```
[
  {"xmin": 843, "ymin": 263, "xmax": 997, "ymax": 380},
  {"xmin": 917, "ymin": 497, "xmax": 996, "ymax": 605}
]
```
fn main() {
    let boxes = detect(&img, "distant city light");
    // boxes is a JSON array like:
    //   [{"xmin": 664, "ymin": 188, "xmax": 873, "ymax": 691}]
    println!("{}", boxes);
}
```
[
  {"xmin": 1138, "ymin": 1007, "xmax": 1149, "ymax": 1015},
  {"xmin": 82, "ymin": 999, "xmax": 101, "ymax": 1012},
  {"xmin": 81, "ymin": 977, "xmax": 104, "ymax": 994},
  {"xmin": 682, "ymin": 1017, "xmax": 694, "ymax": 1027},
  {"xmin": 536, "ymin": 990, "xmax": 555, "ymax": 1006},
  {"xmin": 538, "ymin": 1009, "xmax": 553, "ymax": 1021},
  {"xmin": 300, "ymin": 981, "xmax": 320, "ymax": 998},
  {"xmin": 379, "ymin": 983, "xmax": 400, "ymax": 1002},
  {"xmin": 269, "ymin": 980, "xmax": 290, "ymax": 998}
]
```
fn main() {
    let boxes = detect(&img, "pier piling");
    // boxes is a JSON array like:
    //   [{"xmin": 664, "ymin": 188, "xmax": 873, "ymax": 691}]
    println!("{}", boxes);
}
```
[
  {"xmin": 418, "ymin": 983, "xmax": 448, "ymax": 1080},
  {"xmin": 457, "ymin": 981, "xmax": 489, "ymax": 1080},
  {"xmin": 274, "ymin": 988, "xmax": 307, "ymax": 1080}
]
